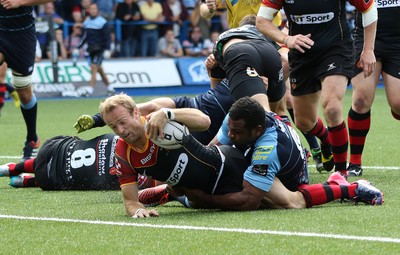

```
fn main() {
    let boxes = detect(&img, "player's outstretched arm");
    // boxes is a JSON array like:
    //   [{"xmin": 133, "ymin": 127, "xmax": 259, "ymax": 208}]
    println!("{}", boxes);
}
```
[{"xmin": 73, "ymin": 113, "xmax": 106, "ymax": 133}]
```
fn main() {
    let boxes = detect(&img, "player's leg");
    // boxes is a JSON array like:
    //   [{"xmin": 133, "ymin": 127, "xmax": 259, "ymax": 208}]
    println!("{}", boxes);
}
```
[
  {"xmin": 320, "ymin": 74, "xmax": 349, "ymax": 176},
  {"xmin": 299, "ymin": 172, "xmax": 384, "ymax": 206},
  {"xmin": 384, "ymin": 72, "xmax": 400, "ymax": 119},
  {"xmin": 347, "ymin": 64, "xmax": 381, "ymax": 176},
  {"xmin": 12, "ymin": 71, "xmax": 40, "ymax": 161},
  {"xmin": 0, "ymin": 158, "xmax": 35, "ymax": 177}
]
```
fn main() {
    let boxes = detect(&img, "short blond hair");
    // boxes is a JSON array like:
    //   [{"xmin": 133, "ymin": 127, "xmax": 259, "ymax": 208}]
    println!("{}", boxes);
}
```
[{"xmin": 99, "ymin": 93, "xmax": 137, "ymax": 116}]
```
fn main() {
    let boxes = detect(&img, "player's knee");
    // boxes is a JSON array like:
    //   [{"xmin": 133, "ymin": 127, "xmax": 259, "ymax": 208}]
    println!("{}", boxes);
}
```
[
  {"xmin": 20, "ymin": 93, "xmax": 37, "ymax": 109},
  {"xmin": 12, "ymin": 73, "xmax": 32, "ymax": 89}
]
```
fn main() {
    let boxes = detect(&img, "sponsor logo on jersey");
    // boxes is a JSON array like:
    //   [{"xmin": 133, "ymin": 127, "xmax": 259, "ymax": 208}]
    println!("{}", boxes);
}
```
[
  {"xmin": 97, "ymin": 138, "xmax": 108, "ymax": 176},
  {"xmin": 376, "ymin": 0, "xmax": 400, "ymax": 8},
  {"xmin": 166, "ymin": 153, "xmax": 189, "ymax": 186},
  {"xmin": 253, "ymin": 146, "xmax": 274, "ymax": 161},
  {"xmin": 290, "ymin": 12, "xmax": 334, "ymax": 24},
  {"xmin": 251, "ymin": 164, "xmax": 269, "ymax": 176},
  {"xmin": 140, "ymin": 144, "xmax": 157, "ymax": 165}
]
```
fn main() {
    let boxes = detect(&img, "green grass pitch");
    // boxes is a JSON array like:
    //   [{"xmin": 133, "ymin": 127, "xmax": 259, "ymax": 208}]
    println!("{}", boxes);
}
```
[{"xmin": 0, "ymin": 88, "xmax": 399, "ymax": 254}]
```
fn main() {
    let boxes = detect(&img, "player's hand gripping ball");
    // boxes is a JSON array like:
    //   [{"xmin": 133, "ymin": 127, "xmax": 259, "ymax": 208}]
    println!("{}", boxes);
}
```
[{"xmin": 149, "ymin": 120, "xmax": 190, "ymax": 149}]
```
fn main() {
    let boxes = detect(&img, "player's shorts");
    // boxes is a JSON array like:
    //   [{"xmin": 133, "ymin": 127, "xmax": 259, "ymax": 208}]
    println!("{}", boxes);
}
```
[
  {"xmin": 214, "ymin": 145, "xmax": 248, "ymax": 194},
  {"xmin": 223, "ymin": 40, "xmax": 285, "ymax": 102},
  {"xmin": 89, "ymin": 50, "xmax": 105, "ymax": 66},
  {"xmin": 289, "ymin": 38, "xmax": 353, "ymax": 96},
  {"xmin": 179, "ymin": 135, "xmax": 247, "ymax": 194},
  {"xmin": 354, "ymin": 33, "xmax": 400, "ymax": 79},
  {"xmin": 34, "ymin": 136, "xmax": 70, "ymax": 190},
  {"xmin": 0, "ymin": 28, "xmax": 36, "ymax": 75}
]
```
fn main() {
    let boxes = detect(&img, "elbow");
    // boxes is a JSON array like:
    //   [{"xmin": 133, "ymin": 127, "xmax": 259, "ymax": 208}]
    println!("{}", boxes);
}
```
[
  {"xmin": 195, "ymin": 115, "xmax": 211, "ymax": 132},
  {"xmin": 201, "ymin": 116, "xmax": 211, "ymax": 131}
]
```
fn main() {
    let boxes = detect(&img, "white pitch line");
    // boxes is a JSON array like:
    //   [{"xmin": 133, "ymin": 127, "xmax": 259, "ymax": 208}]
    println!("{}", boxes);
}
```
[
  {"xmin": 2, "ymin": 158, "xmax": 398, "ymax": 170},
  {"xmin": 1, "ymin": 214, "xmax": 399, "ymax": 244}
]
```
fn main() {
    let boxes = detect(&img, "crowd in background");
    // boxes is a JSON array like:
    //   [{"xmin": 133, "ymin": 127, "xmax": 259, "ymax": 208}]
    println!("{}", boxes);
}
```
[{"xmin": 32, "ymin": 0, "xmax": 356, "ymax": 61}]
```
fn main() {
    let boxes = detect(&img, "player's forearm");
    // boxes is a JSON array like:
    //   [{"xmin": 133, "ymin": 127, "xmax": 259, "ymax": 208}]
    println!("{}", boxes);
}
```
[
  {"xmin": 362, "ymin": 21, "xmax": 377, "ymax": 52},
  {"xmin": 171, "ymin": 108, "xmax": 211, "ymax": 131},
  {"xmin": 256, "ymin": 16, "xmax": 286, "ymax": 45}
]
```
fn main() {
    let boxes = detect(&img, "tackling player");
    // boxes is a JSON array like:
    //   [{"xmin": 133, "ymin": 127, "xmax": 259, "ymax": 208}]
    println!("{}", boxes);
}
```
[{"xmin": 140, "ymin": 97, "xmax": 384, "ymax": 211}]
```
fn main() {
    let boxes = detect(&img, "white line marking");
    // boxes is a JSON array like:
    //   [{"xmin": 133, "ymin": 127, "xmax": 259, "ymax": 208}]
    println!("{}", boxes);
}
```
[{"xmin": 1, "ymin": 214, "xmax": 399, "ymax": 243}]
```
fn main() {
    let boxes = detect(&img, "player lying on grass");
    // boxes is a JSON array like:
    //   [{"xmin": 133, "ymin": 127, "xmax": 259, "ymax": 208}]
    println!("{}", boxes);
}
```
[
  {"xmin": 0, "ymin": 134, "xmax": 123, "ymax": 190},
  {"xmin": 101, "ymin": 94, "xmax": 383, "ymax": 218}
]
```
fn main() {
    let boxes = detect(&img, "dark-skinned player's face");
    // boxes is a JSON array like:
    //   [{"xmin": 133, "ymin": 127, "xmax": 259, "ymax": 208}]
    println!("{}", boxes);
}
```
[{"xmin": 227, "ymin": 118, "xmax": 258, "ymax": 149}]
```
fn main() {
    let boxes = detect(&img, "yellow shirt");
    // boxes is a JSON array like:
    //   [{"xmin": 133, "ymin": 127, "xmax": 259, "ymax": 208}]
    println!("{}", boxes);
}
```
[
  {"xmin": 218, "ymin": 0, "xmax": 282, "ymax": 28},
  {"xmin": 140, "ymin": 2, "xmax": 163, "ymax": 30}
]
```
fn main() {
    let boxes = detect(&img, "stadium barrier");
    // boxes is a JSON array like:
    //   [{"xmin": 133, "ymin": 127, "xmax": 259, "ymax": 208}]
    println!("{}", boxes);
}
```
[{"xmin": 4, "ymin": 57, "xmax": 211, "ymax": 98}]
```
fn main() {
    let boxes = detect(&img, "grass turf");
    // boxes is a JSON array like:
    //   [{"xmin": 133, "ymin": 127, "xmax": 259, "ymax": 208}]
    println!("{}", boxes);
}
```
[{"xmin": 0, "ymin": 89, "xmax": 399, "ymax": 254}]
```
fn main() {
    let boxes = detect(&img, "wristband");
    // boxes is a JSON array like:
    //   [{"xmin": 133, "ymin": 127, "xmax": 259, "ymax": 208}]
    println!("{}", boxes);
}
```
[{"xmin": 162, "ymin": 108, "xmax": 175, "ymax": 120}]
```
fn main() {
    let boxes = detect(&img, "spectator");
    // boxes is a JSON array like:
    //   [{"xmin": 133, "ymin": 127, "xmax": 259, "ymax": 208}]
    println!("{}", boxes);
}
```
[
  {"xmin": 110, "ymin": 30, "xmax": 122, "ymax": 58},
  {"xmin": 182, "ymin": 26, "xmax": 209, "ymax": 56},
  {"xmin": 55, "ymin": 0, "xmax": 81, "ymax": 22},
  {"xmin": 35, "ymin": 39, "xmax": 43, "ymax": 63},
  {"xmin": 157, "ymin": 29, "xmax": 184, "ymax": 57},
  {"xmin": 46, "ymin": 29, "xmax": 67, "ymax": 60},
  {"xmin": 64, "ymin": 23, "xmax": 85, "ymax": 59},
  {"xmin": 71, "ymin": 6, "xmax": 84, "ymax": 23},
  {"xmin": 115, "ymin": 0, "xmax": 142, "ymax": 57},
  {"xmin": 189, "ymin": 0, "xmax": 211, "ymax": 39},
  {"xmin": 204, "ymin": 30, "xmax": 219, "ymax": 54},
  {"xmin": 140, "ymin": 0, "xmax": 165, "ymax": 57},
  {"xmin": 94, "ymin": 0, "xmax": 118, "ymax": 21},
  {"xmin": 161, "ymin": 0, "xmax": 189, "ymax": 38},
  {"xmin": 182, "ymin": 0, "xmax": 197, "ymax": 15},
  {"xmin": 78, "ymin": 0, "xmax": 92, "ymax": 21},
  {"xmin": 37, "ymin": 2, "xmax": 64, "ymax": 59}
]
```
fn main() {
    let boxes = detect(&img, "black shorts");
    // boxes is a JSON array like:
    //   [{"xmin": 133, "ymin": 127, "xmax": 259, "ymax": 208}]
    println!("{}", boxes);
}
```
[
  {"xmin": 289, "ymin": 38, "xmax": 353, "ymax": 96},
  {"xmin": 34, "ymin": 136, "xmax": 67, "ymax": 190},
  {"xmin": 223, "ymin": 40, "xmax": 285, "ymax": 102},
  {"xmin": 213, "ymin": 145, "xmax": 247, "ymax": 194},
  {"xmin": 179, "ymin": 135, "xmax": 247, "ymax": 194},
  {"xmin": 90, "ymin": 50, "xmax": 105, "ymax": 66},
  {"xmin": 0, "ymin": 29, "xmax": 36, "ymax": 75},
  {"xmin": 354, "ymin": 33, "xmax": 400, "ymax": 79}
]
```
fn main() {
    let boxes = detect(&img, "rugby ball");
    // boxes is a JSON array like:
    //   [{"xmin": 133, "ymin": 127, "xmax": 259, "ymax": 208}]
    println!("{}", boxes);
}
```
[{"xmin": 150, "ymin": 120, "xmax": 190, "ymax": 149}]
